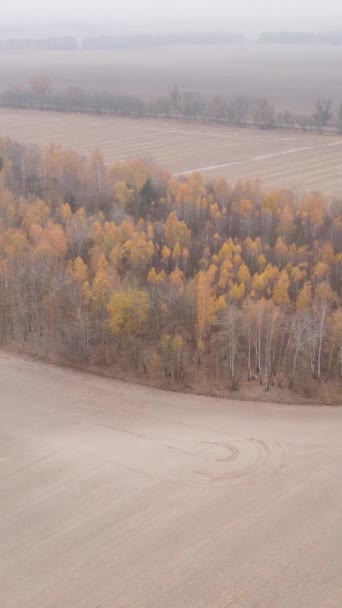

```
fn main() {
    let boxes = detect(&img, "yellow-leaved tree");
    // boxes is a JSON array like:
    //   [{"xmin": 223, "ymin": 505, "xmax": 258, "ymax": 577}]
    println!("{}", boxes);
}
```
[
  {"xmin": 108, "ymin": 288, "xmax": 150, "ymax": 338},
  {"xmin": 195, "ymin": 271, "xmax": 224, "ymax": 357},
  {"xmin": 108, "ymin": 288, "xmax": 150, "ymax": 368}
]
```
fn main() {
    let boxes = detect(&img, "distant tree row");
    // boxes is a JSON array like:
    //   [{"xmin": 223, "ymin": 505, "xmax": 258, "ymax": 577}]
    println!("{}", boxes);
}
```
[
  {"xmin": 0, "ymin": 37, "xmax": 78, "ymax": 50},
  {"xmin": 0, "ymin": 33, "xmax": 243, "ymax": 52},
  {"xmin": 83, "ymin": 33, "xmax": 243, "ymax": 49},
  {"xmin": 2, "ymin": 77, "xmax": 342, "ymax": 133},
  {"xmin": 260, "ymin": 31, "xmax": 342, "ymax": 46},
  {"xmin": 2, "ymin": 32, "xmax": 342, "ymax": 51},
  {"xmin": 0, "ymin": 138, "xmax": 340, "ymax": 399}
]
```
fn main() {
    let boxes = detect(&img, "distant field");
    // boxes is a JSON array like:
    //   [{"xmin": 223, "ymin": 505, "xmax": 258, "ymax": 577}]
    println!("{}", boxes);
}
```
[
  {"xmin": 1, "ymin": 107, "xmax": 342, "ymax": 195},
  {"xmin": 1, "ymin": 43, "xmax": 342, "ymax": 112}
]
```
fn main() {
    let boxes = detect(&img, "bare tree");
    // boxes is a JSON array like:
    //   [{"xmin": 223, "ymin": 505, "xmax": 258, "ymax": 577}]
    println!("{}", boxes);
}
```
[
  {"xmin": 289, "ymin": 311, "xmax": 312, "ymax": 389},
  {"xmin": 313, "ymin": 294, "xmax": 335, "ymax": 381},
  {"xmin": 227, "ymin": 96, "xmax": 251, "ymax": 126},
  {"xmin": 252, "ymin": 98, "xmax": 275, "ymax": 128},
  {"xmin": 313, "ymin": 98, "xmax": 334, "ymax": 129},
  {"xmin": 30, "ymin": 75, "xmax": 53, "ymax": 109},
  {"xmin": 216, "ymin": 306, "xmax": 243, "ymax": 390},
  {"xmin": 336, "ymin": 103, "xmax": 342, "ymax": 133}
]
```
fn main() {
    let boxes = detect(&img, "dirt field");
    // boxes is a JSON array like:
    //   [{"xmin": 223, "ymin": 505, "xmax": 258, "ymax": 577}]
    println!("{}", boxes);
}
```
[
  {"xmin": 2, "ymin": 107, "xmax": 342, "ymax": 195},
  {"xmin": 1, "ymin": 351, "xmax": 342, "ymax": 607},
  {"xmin": 1, "ymin": 43, "xmax": 342, "ymax": 113}
]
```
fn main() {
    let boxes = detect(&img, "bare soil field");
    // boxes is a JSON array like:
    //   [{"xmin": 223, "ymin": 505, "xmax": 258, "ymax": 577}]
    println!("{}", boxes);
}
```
[
  {"xmin": 1, "ymin": 352, "xmax": 342, "ymax": 607},
  {"xmin": 1, "ymin": 43, "xmax": 342, "ymax": 112},
  {"xmin": 2, "ymin": 107, "xmax": 342, "ymax": 194}
]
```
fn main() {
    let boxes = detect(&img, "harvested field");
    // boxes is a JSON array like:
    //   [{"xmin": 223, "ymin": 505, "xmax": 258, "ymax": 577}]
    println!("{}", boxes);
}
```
[
  {"xmin": 1, "ymin": 44, "xmax": 342, "ymax": 113},
  {"xmin": 1, "ymin": 107, "xmax": 342, "ymax": 194},
  {"xmin": 1, "ymin": 352, "xmax": 342, "ymax": 607}
]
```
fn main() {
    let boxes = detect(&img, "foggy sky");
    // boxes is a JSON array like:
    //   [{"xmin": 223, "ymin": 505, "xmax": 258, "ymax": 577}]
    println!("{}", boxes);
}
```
[{"xmin": 2, "ymin": 0, "xmax": 342, "ymax": 31}]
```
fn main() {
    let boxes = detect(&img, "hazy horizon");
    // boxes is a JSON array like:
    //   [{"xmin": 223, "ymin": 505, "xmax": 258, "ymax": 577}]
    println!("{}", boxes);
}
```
[{"xmin": 2, "ymin": 0, "xmax": 342, "ymax": 35}]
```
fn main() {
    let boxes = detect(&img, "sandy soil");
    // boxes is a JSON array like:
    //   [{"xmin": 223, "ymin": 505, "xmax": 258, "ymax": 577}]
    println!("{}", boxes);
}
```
[
  {"xmin": 1, "ymin": 351, "xmax": 342, "ymax": 607},
  {"xmin": 2, "ymin": 108, "xmax": 342, "ymax": 195}
]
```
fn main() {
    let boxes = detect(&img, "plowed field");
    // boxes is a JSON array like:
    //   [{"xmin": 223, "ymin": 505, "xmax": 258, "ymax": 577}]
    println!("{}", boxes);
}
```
[
  {"xmin": 1, "ymin": 108, "xmax": 342, "ymax": 195},
  {"xmin": 1, "ymin": 352, "xmax": 342, "ymax": 607}
]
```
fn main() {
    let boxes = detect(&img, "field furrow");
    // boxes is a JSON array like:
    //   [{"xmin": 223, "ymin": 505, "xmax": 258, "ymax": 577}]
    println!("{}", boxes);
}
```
[{"xmin": 1, "ymin": 108, "xmax": 342, "ymax": 195}]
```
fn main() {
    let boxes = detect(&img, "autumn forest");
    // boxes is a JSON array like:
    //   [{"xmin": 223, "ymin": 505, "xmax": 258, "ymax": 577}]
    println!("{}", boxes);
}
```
[{"xmin": 0, "ymin": 138, "xmax": 341, "ymax": 400}]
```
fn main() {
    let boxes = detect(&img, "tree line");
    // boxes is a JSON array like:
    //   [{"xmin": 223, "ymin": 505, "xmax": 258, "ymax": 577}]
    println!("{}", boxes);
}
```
[
  {"xmin": 0, "ymin": 37, "xmax": 78, "ymax": 50},
  {"xmin": 260, "ymin": 31, "xmax": 342, "ymax": 46},
  {"xmin": 0, "ymin": 33, "xmax": 242, "ymax": 51},
  {"xmin": 0, "ymin": 138, "xmax": 341, "ymax": 398},
  {"xmin": 83, "ymin": 33, "xmax": 243, "ymax": 49},
  {"xmin": 2, "ymin": 32, "xmax": 342, "ymax": 50},
  {"xmin": 2, "ymin": 77, "xmax": 342, "ymax": 132}
]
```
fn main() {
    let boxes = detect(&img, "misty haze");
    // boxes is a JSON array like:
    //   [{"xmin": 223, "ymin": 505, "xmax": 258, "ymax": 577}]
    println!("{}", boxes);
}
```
[
  {"xmin": 0, "ymin": 1, "xmax": 341, "ymax": 607},
  {"xmin": 1, "ymin": 0, "xmax": 342, "ymax": 30}
]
